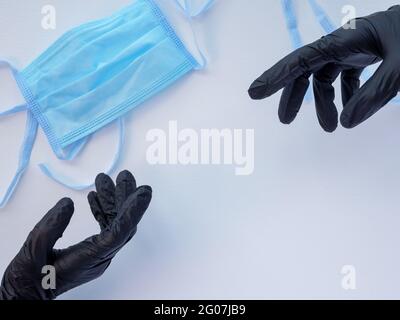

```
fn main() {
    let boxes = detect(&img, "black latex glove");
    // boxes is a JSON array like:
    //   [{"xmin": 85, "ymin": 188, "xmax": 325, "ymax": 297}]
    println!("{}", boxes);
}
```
[
  {"xmin": 249, "ymin": 5, "xmax": 400, "ymax": 132},
  {"xmin": 0, "ymin": 171, "xmax": 152, "ymax": 300}
]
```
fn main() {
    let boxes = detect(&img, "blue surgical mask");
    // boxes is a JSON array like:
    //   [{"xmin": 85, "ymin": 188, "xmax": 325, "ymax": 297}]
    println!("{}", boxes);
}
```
[{"xmin": 0, "ymin": 0, "xmax": 214, "ymax": 208}]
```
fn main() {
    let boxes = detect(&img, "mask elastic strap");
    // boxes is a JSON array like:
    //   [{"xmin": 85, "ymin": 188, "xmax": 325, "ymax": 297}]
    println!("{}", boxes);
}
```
[
  {"xmin": 0, "ymin": 111, "xmax": 38, "ymax": 208},
  {"xmin": 173, "ymin": 0, "xmax": 215, "ymax": 70},
  {"xmin": 0, "ymin": 59, "xmax": 38, "ymax": 208},
  {"xmin": 0, "ymin": 104, "xmax": 27, "ymax": 117},
  {"xmin": 38, "ymin": 117, "xmax": 125, "ymax": 191},
  {"xmin": 281, "ymin": 0, "xmax": 312, "ymax": 101},
  {"xmin": 308, "ymin": 0, "xmax": 335, "ymax": 33},
  {"xmin": 0, "ymin": 60, "xmax": 28, "ymax": 115},
  {"xmin": 281, "ymin": 0, "xmax": 303, "ymax": 49},
  {"xmin": 179, "ymin": 0, "xmax": 215, "ymax": 17}
]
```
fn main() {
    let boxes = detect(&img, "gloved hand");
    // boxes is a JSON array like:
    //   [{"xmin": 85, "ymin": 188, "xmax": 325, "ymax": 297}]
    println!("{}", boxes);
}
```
[
  {"xmin": 0, "ymin": 170, "xmax": 152, "ymax": 300},
  {"xmin": 249, "ymin": 5, "xmax": 400, "ymax": 132}
]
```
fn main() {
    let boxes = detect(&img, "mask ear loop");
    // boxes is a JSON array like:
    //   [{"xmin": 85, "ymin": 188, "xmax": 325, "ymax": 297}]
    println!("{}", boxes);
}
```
[
  {"xmin": 0, "ymin": 104, "xmax": 27, "ymax": 117},
  {"xmin": 281, "ymin": 0, "xmax": 313, "ymax": 102},
  {"xmin": 0, "ymin": 60, "xmax": 38, "ymax": 209},
  {"xmin": 307, "ymin": 0, "xmax": 335, "ymax": 33},
  {"xmin": 38, "ymin": 117, "xmax": 125, "ymax": 191},
  {"xmin": 281, "ymin": 0, "xmax": 303, "ymax": 49},
  {"xmin": 173, "ymin": 0, "xmax": 216, "ymax": 70}
]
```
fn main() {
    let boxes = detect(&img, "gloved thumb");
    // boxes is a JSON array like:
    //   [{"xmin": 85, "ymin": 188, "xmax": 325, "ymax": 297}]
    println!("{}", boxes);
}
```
[{"xmin": 25, "ymin": 198, "xmax": 74, "ymax": 259}]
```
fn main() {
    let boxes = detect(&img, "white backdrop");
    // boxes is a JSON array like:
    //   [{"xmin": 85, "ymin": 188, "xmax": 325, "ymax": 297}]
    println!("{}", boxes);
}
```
[{"xmin": 1, "ymin": 0, "xmax": 400, "ymax": 299}]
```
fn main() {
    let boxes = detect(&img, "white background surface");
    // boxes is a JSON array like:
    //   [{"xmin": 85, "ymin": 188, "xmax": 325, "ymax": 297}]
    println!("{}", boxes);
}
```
[{"xmin": 1, "ymin": 0, "xmax": 400, "ymax": 299}]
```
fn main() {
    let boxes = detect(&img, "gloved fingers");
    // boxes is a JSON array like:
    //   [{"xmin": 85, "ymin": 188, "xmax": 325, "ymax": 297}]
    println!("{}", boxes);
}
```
[
  {"xmin": 248, "ymin": 42, "xmax": 331, "ymax": 100},
  {"xmin": 88, "ymin": 191, "xmax": 108, "ymax": 231},
  {"xmin": 278, "ymin": 75, "xmax": 310, "ymax": 124},
  {"xmin": 341, "ymin": 59, "xmax": 400, "ymax": 128},
  {"xmin": 95, "ymin": 173, "xmax": 116, "ymax": 218},
  {"xmin": 112, "ymin": 185, "xmax": 152, "ymax": 241},
  {"xmin": 115, "ymin": 170, "xmax": 137, "ymax": 213},
  {"xmin": 82, "ymin": 185, "xmax": 152, "ymax": 258},
  {"xmin": 25, "ymin": 198, "xmax": 74, "ymax": 259},
  {"xmin": 341, "ymin": 68, "xmax": 364, "ymax": 106},
  {"xmin": 248, "ymin": 12, "xmax": 389, "ymax": 102},
  {"xmin": 313, "ymin": 63, "xmax": 342, "ymax": 132}
]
